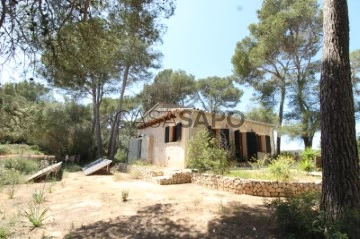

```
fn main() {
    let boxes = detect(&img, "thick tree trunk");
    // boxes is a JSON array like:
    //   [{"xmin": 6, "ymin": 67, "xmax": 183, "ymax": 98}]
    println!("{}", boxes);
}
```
[
  {"xmin": 276, "ymin": 84, "xmax": 286, "ymax": 155},
  {"xmin": 302, "ymin": 135, "xmax": 313, "ymax": 148},
  {"xmin": 320, "ymin": 0, "xmax": 360, "ymax": 226},
  {"xmin": 108, "ymin": 65, "xmax": 130, "ymax": 161}
]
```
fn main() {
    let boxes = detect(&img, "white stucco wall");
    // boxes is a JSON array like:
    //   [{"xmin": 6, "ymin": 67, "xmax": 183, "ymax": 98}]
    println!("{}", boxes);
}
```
[{"xmin": 137, "ymin": 109, "xmax": 275, "ymax": 169}]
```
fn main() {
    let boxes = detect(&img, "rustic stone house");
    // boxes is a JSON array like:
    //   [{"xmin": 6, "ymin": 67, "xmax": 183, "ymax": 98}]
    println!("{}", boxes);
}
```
[{"xmin": 128, "ymin": 103, "xmax": 275, "ymax": 169}]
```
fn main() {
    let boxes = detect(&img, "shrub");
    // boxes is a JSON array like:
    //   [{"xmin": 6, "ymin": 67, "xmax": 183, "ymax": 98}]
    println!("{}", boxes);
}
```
[
  {"xmin": 269, "ymin": 192, "xmax": 360, "ymax": 239},
  {"xmin": 4, "ymin": 158, "xmax": 39, "ymax": 174},
  {"xmin": 268, "ymin": 156, "xmax": 294, "ymax": 181},
  {"xmin": 121, "ymin": 189, "xmax": 129, "ymax": 202},
  {"xmin": 23, "ymin": 202, "xmax": 49, "ymax": 228},
  {"xmin": 301, "ymin": 147, "xmax": 319, "ymax": 162},
  {"xmin": 0, "ymin": 146, "xmax": 11, "ymax": 155},
  {"xmin": 249, "ymin": 156, "xmax": 269, "ymax": 169},
  {"xmin": 299, "ymin": 148, "xmax": 318, "ymax": 174},
  {"xmin": 114, "ymin": 149, "xmax": 127, "ymax": 163},
  {"xmin": 32, "ymin": 188, "xmax": 47, "ymax": 204},
  {"xmin": 62, "ymin": 164, "xmax": 82, "ymax": 172},
  {"xmin": 269, "ymin": 192, "xmax": 324, "ymax": 239},
  {"xmin": 0, "ymin": 168, "xmax": 21, "ymax": 185},
  {"xmin": 329, "ymin": 209, "xmax": 360, "ymax": 239},
  {"xmin": 299, "ymin": 158, "xmax": 316, "ymax": 174},
  {"xmin": 0, "ymin": 226, "xmax": 10, "ymax": 239},
  {"xmin": 186, "ymin": 127, "xmax": 230, "ymax": 174}
]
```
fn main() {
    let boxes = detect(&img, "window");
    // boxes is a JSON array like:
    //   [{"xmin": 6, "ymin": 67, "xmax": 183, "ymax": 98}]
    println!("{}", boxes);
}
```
[{"xmin": 164, "ymin": 123, "xmax": 182, "ymax": 143}]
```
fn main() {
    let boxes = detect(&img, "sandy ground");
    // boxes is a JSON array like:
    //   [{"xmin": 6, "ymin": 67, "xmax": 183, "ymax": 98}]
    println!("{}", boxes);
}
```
[{"xmin": 0, "ymin": 171, "xmax": 280, "ymax": 239}]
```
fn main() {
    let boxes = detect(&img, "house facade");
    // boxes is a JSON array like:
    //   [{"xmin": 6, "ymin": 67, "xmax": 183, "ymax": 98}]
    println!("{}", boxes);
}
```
[{"xmin": 128, "ymin": 104, "xmax": 275, "ymax": 169}]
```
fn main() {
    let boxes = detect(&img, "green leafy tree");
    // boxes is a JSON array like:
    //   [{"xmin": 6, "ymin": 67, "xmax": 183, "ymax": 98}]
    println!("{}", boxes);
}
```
[
  {"xmin": 0, "ymin": 82, "xmax": 49, "ymax": 143},
  {"xmin": 186, "ymin": 127, "xmax": 230, "ymax": 175},
  {"xmin": 232, "ymin": 0, "xmax": 322, "ymax": 153},
  {"xmin": 350, "ymin": 49, "xmax": 360, "ymax": 112},
  {"xmin": 320, "ymin": 0, "xmax": 360, "ymax": 230},
  {"xmin": 140, "ymin": 69, "xmax": 197, "ymax": 111},
  {"xmin": 42, "ymin": 18, "xmax": 120, "ymax": 157},
  {"xmin": 196, "ymin": 76, "xmax": 243, "ymax": 113},
  {"xmin": 245, "ymin": 106, "xmax": 278, "ymax": 124},
  {"xmin": 107, "ymin": 0, "xmax": 175, "ymax": 161},
  {"xmin": 29, "ymin": 101, "xmax": 93, "ymax": 160}
]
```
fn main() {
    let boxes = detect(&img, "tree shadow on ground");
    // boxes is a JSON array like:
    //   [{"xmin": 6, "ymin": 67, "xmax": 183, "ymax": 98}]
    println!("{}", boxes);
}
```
[
  {"xmin": 65, "ymin": 201, "xmax": 281, "ymax": 239},
  {"xmin": 207, "ymin": 201, "xmax": 280, "ymax": 239}
]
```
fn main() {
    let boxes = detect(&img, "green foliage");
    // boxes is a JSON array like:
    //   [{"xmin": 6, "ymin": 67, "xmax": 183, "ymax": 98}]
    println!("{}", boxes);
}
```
[
  {"xmin": 186, "ymin": 127, "xmax": 230, "ymax": 175},
  {"xmin": 232, "ymin": 0, "xmax": 322, "ymax": 149},
  {"xmin": 268, "ymin": 156, "xmax": 294, "ymax": 181},
  {"xmin": 298, "ymin": 159, "xmax": 316, "ymax": 174},
  {"xmin": 62, "ymin": 164, "xmax": 82, "ymax": 173},
  {"xmin": 196, "ymin": 76, "xmax": 243, "ymax": 113},
  {"xmin": 0, "ymin": 146, "xmax": 11, "ymax": 155},
  {"xmin": 114, "ymin": 150, "xmax": 127, "ymax": 163},
  {"xmin": 270, "ymin": 192, "xmax": 360, "ymax": 239},
  {"xmin": 140, "ymin": 69, "xmax": 197, "ymax": 110},
  {"xmin": 298, "ymin": 148, "xmax": 318, "ymax": 174},
  {"xmin": 0, "ymin": 226, "xmax": 10, "ymax": 239},
  {"xmin": 249, "ymin": 156, "xmax": 269, "ymax": 169},
  {"xmin": 226, "ymin": 169, "xmax": 274, "ymax": 181},
  {"xmin": 301, "ymin": 147, "xmax": 319, "ymax": 162},
  {"xmin": 245, "ymin": 107, "xmax": 278, "ymax": 124},
  {"xmin": 4, "ymin": 158, "xmax": 39, "ymax": 175},
  {"xmin": 269, "ymin": 192, "xmax": 323, "ymax": 239},
  {"xmin": 32, "ymin": 188, "xmax": 47, "ymax": 204},
  {"xmin": 23, "ymin": 202, "xmax": 49, "ymax": 228},
  {"xmin": 0, "ymin": 168, "xmax": 21, "ymax": 186},
  {"xmin": 329, "ymin": 209, "xmax": 360, "ymax": 239}
]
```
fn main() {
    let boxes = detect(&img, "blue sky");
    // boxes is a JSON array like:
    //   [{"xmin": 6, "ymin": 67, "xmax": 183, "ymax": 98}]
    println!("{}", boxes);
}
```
[{"xmin": 152, "ymin": 0, "xmax": 360, "ymax": 150}]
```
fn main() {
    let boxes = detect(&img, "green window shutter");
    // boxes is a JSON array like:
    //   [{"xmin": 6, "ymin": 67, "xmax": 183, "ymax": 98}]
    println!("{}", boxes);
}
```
[
  {"xmin": 165, "ymin": 126, "xmax": 169, "ymax": 143},
  {"xmin": 176, "ymin": 123, "xmax": 182, "ymax": 141}
]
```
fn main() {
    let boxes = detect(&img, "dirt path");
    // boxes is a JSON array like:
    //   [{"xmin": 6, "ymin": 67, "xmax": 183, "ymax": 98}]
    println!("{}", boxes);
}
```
[{"xmin": 1, "ymin": 172, "xmax": 280, "ymax": 239}]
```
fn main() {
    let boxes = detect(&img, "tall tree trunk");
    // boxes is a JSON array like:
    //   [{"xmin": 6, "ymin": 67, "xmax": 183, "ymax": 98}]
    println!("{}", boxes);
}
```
[
  {"xmin": 108, "ymin": 65, "xmax": 130, "ymax": 161},
  {"xmin": 92, "ymin": 84, "xmax": 103, "ymax": 158},
  {"xmin": 320, "ymin": 0, "xmax": 360, "ymax": 227},
  {"xmin": 302, "ymin": 136, "xmax": 313, "ymax": 148},
  {"xmin": 277, "ymin": 83, "xmax": 286, "ymax": 155}
]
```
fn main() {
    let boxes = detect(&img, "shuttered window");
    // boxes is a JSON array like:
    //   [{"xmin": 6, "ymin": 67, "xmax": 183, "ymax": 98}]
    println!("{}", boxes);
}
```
[
  {"xmin": 265, "ymin": 135, "xmax": 271, "ymax": 153},
  {"xmin": 176, "ymin": 123, "xmax": 182, "ymax": 141},
  {"xmin": 165, "ymin": 126, "xmax": 169, "ymax": 143},
  {"xmin": 220, "ymin": 129, "xmax": 230, "ymax": 150}
]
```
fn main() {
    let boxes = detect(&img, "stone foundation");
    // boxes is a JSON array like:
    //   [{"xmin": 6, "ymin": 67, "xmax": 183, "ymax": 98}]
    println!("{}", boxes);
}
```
[{"xmin": 192, "ymin": 173, "xmax": 321, "ymax": 197}]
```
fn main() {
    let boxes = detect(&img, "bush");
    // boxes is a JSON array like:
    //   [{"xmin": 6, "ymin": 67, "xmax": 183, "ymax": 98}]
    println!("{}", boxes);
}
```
[
  {"xmin": 299, "ymin": 148, "xmax": 318, "ymax": 174},
  {"xmin": 269, "ymin": 192, "xmax": 360, "ymax": 239},
  {"xmin": 121, "ymin": 189, "xmax": 129, "ymax": 202},
  {"xmin": 4, "ymin": 158, "xmax": 39, "ymax": 174},
  {"xmin": 329, "ymin": 209, "xmax": 360, "ymax": 239},
  {"xmin": 23, "ymin": 202, "xmax": 49, "ymax": 228},
  {"xmin": 0, "ymin": 146, "xmax": 11, "ymax": 155},
  {"xmin": 298, "ymin": 158, "xmax": 316, "ymax": 174},
  {"xmin": 301, "ymin": 147, "xmax": 319, "ymax": 162},
  {"xmin": 269, "ymin": 192, "xmax": 324, "ymax": 239},
  {"xmin": 0, "ymin": 226, "xmax": 10, "ymax": 239},
  {"xmin": 0, "ymin": 168, "xmax": 22, "ymax": 185},
  {"xmin": 114, "ymin": 149, "xmax": 127, "ymax": 163},
  {"xmin": 269, "ymin": 156, "xmax": 294, "ymax": 181},
  {"xmin": 186, "ymin": 127, "xmax": 230, "ymax": 175}
]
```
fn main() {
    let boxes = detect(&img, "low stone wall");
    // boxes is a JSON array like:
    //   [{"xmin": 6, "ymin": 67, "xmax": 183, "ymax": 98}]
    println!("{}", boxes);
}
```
[
  {"xmin": 155, "ymin": 170, "xmax": 192, "ymax": 185},
  {"xmin": 191, "ymin": 173, "xmax": 321, "ymax": 197}
]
